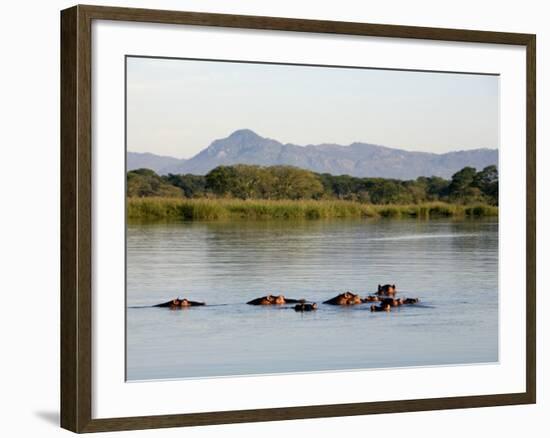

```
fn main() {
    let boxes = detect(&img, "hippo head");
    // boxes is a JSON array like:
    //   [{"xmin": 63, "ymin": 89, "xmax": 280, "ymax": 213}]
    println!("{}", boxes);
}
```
[
  {"xmin": 169, "ymin": 299, "xmax": 181, "ymax": 308},
  {"xmin": 259, "ymin": 296, "xmax": 273, "ymax": 305},
  {"xmin": 337, "ymin": 296, "xmax": 349, "ymax": 305},
  {"xmin": 377, "ymin": 284, "xmax": 396, "ymax": 295}
]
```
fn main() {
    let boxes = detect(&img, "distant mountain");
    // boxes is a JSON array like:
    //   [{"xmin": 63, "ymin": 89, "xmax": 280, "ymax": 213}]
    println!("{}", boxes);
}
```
[
  {"xmin": 127, "ymin": 152, "xmax": 183, "ymax": 174},
  {"xmin": 131, "ymin": 129, "xmax": 498, "ymax": 179}
]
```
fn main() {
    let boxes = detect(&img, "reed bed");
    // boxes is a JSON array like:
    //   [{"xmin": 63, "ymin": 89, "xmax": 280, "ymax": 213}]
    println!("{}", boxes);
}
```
[{"xmin": 127, "ymin": 198, "xmax": 498, "ymax": 221}]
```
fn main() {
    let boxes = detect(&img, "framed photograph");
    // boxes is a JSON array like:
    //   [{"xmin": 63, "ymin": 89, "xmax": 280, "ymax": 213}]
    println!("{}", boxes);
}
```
[{"xmin": 60, "ymin": 4, "xmax": 536, "ymax": 433}]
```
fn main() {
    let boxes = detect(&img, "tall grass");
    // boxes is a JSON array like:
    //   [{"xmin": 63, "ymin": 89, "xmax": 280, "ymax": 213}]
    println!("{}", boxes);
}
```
[
  {"xmin": 127, "ymin": 197, "xmax": 498, "ymax": 221},
  {"xmin": 376, "ymin": 202, "xmax": 498, "ymax": 218}
]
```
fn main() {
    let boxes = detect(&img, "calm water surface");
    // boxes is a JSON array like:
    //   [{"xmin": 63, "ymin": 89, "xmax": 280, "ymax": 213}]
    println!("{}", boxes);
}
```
[{"xmin": 127, "ymin": 218, "xmax": 498, "ymax": 380}]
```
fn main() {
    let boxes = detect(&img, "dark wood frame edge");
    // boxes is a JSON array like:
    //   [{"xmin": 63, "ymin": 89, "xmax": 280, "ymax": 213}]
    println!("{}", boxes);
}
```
[{"xmin": 60, "ymin": 4, "xmax": 536, "ymax": 433}]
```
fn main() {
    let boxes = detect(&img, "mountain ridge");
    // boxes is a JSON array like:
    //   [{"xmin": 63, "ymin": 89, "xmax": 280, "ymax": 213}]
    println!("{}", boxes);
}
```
[
  {"xmin": 128, "ymin": 129, "xmax": 498, "ymax": 179},
  {"xmin": 127, "ymin": 151, "xmax": 184, "ymax": 174}
]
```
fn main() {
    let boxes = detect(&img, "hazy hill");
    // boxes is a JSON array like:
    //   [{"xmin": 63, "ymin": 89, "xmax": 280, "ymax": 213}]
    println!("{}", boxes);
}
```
[
  {"xmin": 129, "ymin": 129, "xmax": 498, "ymax": 179},
  {"xmin": 127, "ymin": 152, "xmax": 183, "ymax": 174}
]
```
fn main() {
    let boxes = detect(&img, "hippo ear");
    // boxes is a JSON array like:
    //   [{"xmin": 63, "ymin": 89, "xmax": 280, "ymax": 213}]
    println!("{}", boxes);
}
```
[
  {"xmin": 392, "ymin": 284, "xmax": 395, "ymax": 288},
  {"xmin": 378, "ymin": 285, "xmax": 381, "ymax": 291}
]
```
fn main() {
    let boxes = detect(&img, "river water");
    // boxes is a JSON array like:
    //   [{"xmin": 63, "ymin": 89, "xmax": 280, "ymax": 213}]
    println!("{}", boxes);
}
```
[{"xmin": 126, "ymin": 218, "xmax": 498, "ymax": 381}]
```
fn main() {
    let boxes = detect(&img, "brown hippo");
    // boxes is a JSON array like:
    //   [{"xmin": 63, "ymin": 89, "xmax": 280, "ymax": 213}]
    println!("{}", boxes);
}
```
[
  {"xmin": 370, "ymin": 303, "xmax": 392, "ymax": 312},
  {"xmin": 154, "ymin": 298, "xmax": 205, "ymax": 308},
  {"xmin": 247, "ymin": 295, "xmax": 305, "ymax": 305},
  {"xmin": 375, "ymin": 284, "xmax": 396, "ymax": 296},
  {"xmin": 323, "ymin": 291, "xmax": 362, "ymax": 305},
  {"xmin": 363, "ymin": 295, "xmax": 380, "ymax": 302},
  {"xmin": 402, "ymin": 297, "xmax": 420, "ymax": 305},
  {"xmin": 381, "ymin": 297, "xmax": 402, "ymax": 307},
  {"xmin": 247, "ymin": 295, "xmax": 274, "ymax": 305},
  {"xmin": 294, "ymin": 303, "xmax": 318, "ymax": 312}
]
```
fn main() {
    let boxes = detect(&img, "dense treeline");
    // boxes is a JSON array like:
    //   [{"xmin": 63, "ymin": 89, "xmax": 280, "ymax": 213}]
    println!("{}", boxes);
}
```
[{"xmin": 127, "ymin": 164, "xmax": 498, "ymax": 206}]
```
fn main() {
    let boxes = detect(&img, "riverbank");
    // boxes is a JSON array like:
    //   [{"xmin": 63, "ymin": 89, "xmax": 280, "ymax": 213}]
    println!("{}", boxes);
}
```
[{"xmin": 127, "ymin": 197, "xmax": 498, "ymax": 221}]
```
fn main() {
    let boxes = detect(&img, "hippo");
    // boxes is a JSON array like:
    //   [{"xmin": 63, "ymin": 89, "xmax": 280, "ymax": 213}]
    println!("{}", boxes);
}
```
[
  {"xmin": 363, "ymin": 295, "xmax": 380, "ymax": 302},
  {"xmin": 247, "ymin": 295, "xmax": 305, "ymax": 305},
  {"xmin": 247, "ymin": 295, "xmax": 274, "ymax": 305},
  {"xmin": 381, "ymin": 297, "xmax": 402, "ymax": 307},
  {"xmin": 375, "ymin": 284, "xmax": 396, "ymax": 296},
  {"xmin": 370, "ymin": 303, "xmax": 392, "ymax": 312},
  {"xmin": 154, "ymin": 298, "xmax": 205, "ymax": 308},
  {"xmin": 294, "ymin": 302, "xmax": 318, "ymax": 312},
  {"xmin": 370, "ymin": 304, "xmax": 391, "ymax": 312},
  {"xmin": 402, "ymin": 297, "xmax": 420, "ymax": 305},
  {"xmin": 323, "ymin": 291, "xmax": 362, "ymax": 305}
]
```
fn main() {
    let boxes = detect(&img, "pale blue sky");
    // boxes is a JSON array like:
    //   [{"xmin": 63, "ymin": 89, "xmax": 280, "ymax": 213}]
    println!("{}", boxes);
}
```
[{"xmin": 127, "ymin": 56, "xmax": 499, "ymax": 159}]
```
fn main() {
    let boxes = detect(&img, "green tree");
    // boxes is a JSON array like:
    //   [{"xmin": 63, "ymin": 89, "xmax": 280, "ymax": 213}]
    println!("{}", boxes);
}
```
[
  {"xmin": 230, "ymin": 165, "xmax": 271, "ymax": 199},
  {"xmin": 473, "ymin": 165, "xmax": 499, "ymax": 205},
  {"xmin": 164, "ymin": 173, "xmax": 207, "ymax": 198},
  {"xmin": 369, "ymin": 180, "xmax": 413, "ymax": 204},
  {"xmin": 205, "ymin": 166, "xmax": 239, "ymax": 197},
  {"xmin": 269, "ymin": 166, "xmax": 324, "ymax": 199},
  {"xmin": 448, "ymin": 167, "xmax": 482, "ymax": 203},
  {"xmin": 404, "ymin": 180, "xmax": 428, "ymax": 203},
  {"xmin": 205, "ymin": 165, "xmax": 276, "ymax": 199},
  {"xmin": 127, "ymin": 168, "xmax": 183, "ymax": 197}
]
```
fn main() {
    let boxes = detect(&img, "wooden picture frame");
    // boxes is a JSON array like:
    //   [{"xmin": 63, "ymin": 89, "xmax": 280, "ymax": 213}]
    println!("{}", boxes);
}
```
[{"xmin": 60, "ymin": 4, "xmax": 536, "ymax": 433}]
